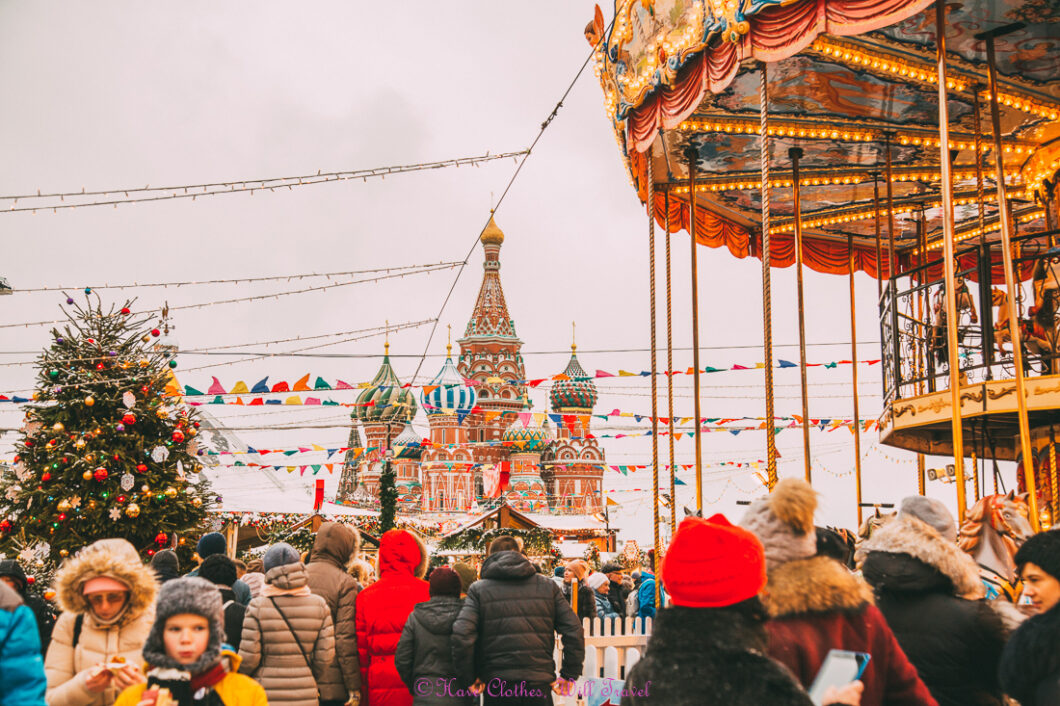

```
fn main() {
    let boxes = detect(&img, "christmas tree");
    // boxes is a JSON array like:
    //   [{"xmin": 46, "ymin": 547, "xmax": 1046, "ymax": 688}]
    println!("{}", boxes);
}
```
[{"xmin": 0, "ymin": 294, "xmax": 216, "ymax": 561}]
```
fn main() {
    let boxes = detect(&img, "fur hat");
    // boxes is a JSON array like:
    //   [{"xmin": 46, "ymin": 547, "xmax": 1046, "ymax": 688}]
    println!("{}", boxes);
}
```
[
  {"xmin": 142, "ymin": 577, "xmax": 225, "ymax": 674},
  {"xmin": 196, "ymin": 532, "xmax": 227, "ymax": 559},
  {"xmin": 429, "ymin": 567, "xmax": 462, "ymax": 597},
  {"xmin": 198, "ymin": 554, "xmax": 237, "ymax": 587},
  {"xmin": 899, "ymin": 496, "xmax": 956, "ymax": 543},
  {"xmin": 662, "ymin": 514, "xmax": 766, "ymax": 608},
  {"xmin": 600, "ymin": 563, "xmax": 623, "ymax": 575},
  {"xmin": 740, "ymin": 479, "xmax": 818, "ymax": 570},
  {"xmin": 452, "ymin": 562, "xmax": 477, "ymax": 593},
  {"xmin": 263, "ymin": 543, "xmax": 301, "ymax": 573},
  {"xmin": 586, "ymin": 573, "xmax": 609, "ymax": 591},
  {"xmin": 0, "ymin": 560, "xmax": 28, "ymax": 592},
  {"xmin": 1015, "ymin": 529, "xmax": 1060, "ymax": 582}
]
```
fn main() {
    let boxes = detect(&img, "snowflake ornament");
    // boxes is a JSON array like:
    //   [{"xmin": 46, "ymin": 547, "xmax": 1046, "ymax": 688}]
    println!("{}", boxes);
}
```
[
  {"xmin": 120, "ymin": 473, "xmax": 134, "ymax": 491},
  {"xmin": 108, "ymin": 507, "xmax": 122, "ymax": 521},
  {"xmin": 68, "ymin": 496, "xmax": 81, "ymax": 509},
  {"xmin": 151, "ymin": 446, "xmax": 170, "ymax": 463},
  {"xmin": 122, "ymin": 391, "xmax": 136, "ymax": 409}
]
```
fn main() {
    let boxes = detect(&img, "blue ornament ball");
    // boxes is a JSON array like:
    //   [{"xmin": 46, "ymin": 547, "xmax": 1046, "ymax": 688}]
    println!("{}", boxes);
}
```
[{"xmin": 65, "ymin": 298, "xmax": 73, "ymax": 305}]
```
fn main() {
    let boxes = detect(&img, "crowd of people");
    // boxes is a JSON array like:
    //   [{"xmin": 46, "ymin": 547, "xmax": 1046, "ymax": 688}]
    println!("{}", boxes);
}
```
[{"xmin": 0, "ymin": 478, "xmax": 1058, "ymax": 705}]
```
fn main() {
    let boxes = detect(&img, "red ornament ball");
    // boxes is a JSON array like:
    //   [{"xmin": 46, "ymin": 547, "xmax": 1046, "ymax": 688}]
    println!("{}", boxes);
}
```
[
  {"xmin": 151, "ymin": 329, "xmax": 161, "ymax": 337},
  {"xmin": 24, "ymin": 576, "xmax": 34, "ymax": 585},
  {"xmin": 172, "ymin": 430, "xmax": 185, "ymax": 443},
  {"xmin": 93, "ymin": 467, "xmax": 108, "ymax": 482},
  {"xmin": 154, "ymin": 532, "xmax": 168, "ymax": 547},
  {"xmin": 41, "ymin": 472, "xmax": 51, "ymax": 482},
  {"xmin": 136, "ymin": 463, "xmax": 148, "ymax": 473},
  {"xmin": 0, "ymin": 519, "xmax": 12, "ymax": 534},
  {"xmin": 95, "ymin": 362, "xmax": 105, "ymax": 371},
  {"xmin": 122, "ymin": 413, "xmax": 136, "ymax": 425},
  {"xmin": 120, "ymin": 307, "xmax": 131, "ymax": 315}
]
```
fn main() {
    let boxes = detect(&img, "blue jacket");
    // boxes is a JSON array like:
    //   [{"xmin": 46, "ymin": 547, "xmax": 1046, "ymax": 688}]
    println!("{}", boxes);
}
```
[
  {"xmin": 636, "ymin": 571, "xmax": 665, "ymax": 619},
  {"xmin": 594, "ymin": 591, "xmax": 619, "ymax": 619},
  {"xmin": 0, "ymin": 582, "xmax": 46, "ymax": 706}
]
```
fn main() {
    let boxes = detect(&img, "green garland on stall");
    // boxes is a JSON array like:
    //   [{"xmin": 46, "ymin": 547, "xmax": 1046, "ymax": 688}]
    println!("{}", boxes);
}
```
[{"xmin": 437, "ymin": 526, "xmax": 559, "ymax": 558}]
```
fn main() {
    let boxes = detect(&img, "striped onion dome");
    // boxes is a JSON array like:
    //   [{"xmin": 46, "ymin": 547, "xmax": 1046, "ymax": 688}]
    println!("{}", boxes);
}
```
[
  {"xmin": 392, "ymin": 424, "xmax": 423, "ymax": 460},
  {"xmin": 421, "ymin": 347, "xmax": 477, "ymax": 415},
  {"xmin": 354, "ymin": 346, "xmax": 417, "ymax": 423},
  {"xmin": 502, "ymin": 398, "xmax": 547, "ymax": 452},
  {"xmin": 549, "ymin": 345, "xmax": 598, "ymax": 412}
]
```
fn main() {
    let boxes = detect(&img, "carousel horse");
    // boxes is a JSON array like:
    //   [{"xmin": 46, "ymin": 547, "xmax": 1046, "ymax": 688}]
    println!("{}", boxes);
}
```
[
  {"xmin": 853, "ymin": 508, "xmax": 895, "ymax": 569},
  {"xmin": 958, "ymin": 491, "xmax": 1034, "ymax": 602},
  {"xmin": 1021, "ymin": 256, "xmax": 1060, "ymax": 371},
  {"xmin": 992, "ymin": 287, "xmax": 1012, "ymax": 356},
  {"xmin": 930, "ymin": 277, "xmax": 979, "ymax": 367}
]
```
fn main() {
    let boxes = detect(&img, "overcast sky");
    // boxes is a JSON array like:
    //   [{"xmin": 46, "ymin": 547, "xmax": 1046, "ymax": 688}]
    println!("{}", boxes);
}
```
[{"xmin": 0, "ymin": 2, "xmax": 1003, "ymax": 542}]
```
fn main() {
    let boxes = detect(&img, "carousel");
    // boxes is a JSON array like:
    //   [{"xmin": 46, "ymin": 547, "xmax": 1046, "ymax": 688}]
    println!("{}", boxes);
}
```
[{"xmin": 587, "ymin": 0, "xmax": 1060, "ymax": 602}]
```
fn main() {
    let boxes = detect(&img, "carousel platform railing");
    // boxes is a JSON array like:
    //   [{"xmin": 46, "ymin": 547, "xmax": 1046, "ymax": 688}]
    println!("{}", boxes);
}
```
[
  {"xmin": 553, "ymin": 617, "xmax": 653, "ymax": 704},
  {"xmin": 880, "ymin": 228, "xmax": 1060, "ymax": 406}
]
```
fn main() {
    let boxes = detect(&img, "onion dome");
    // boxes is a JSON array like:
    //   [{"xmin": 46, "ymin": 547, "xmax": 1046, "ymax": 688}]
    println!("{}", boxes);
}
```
[
  {"xmin": 421, "ymin": 344, "xmax": 477, "ymax": 415},
  {"xmin": 502, "ymin": 398, "xmax": 547, "ymax": 453},
  {"xmin": 550, "ymin": 343, "xmax": 598, "ymax": 412},
  {"xmin": 355, "ymin": 345, "xmax": 417, "ymax": 423},
  {"xmin": 392, "ymin": 424, "xmax": 423, "ymax": 460},
  {"xmin": 480, "ymin": 215, "xmax": 504, "ymax": 246}
]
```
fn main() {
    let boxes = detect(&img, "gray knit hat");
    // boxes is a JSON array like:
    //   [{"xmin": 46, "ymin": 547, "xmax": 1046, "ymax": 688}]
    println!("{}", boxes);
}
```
[
  {"xmin": 898, "ymin": 496, "xmax": 957, "ymax": 543},
  {"xmin": 263, "ymin": 542, "xmax": 301, "ymax": 572},
  {"xmin": 141, "ymin": 577, "xmax": 224, "ymax": 674},
  {"xmin": 740, "ymin": 478, "xmax": 818, "ymax": 571}
]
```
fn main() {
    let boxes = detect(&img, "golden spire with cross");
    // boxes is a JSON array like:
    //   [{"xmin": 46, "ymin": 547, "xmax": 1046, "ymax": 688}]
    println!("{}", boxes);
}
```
[
  {"xmin": 571, "ymin": 321, "xmax": 577, "ymax": 353},
  {"xmin": 447, "ymin": 324, "xmax": 452, "ymax": 357},
  {"xmin": 384, "ymin": 320, "xmax": 389, "ymax": 355}
]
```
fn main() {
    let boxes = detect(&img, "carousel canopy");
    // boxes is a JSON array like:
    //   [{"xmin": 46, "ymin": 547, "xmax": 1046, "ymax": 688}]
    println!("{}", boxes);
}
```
[{"xmin": 591, "ymin": 0, "xmax": 1060, "ymax": 277}]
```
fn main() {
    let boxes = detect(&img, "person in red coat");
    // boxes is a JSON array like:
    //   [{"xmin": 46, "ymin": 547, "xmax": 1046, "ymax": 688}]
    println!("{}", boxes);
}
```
[
  {"xmin": 356, "ymin": 529, "xmax": 430, "ymax": 706},
  {"xmin": 741, "ymin": 479, "xmax": 937, "ymax": 706}
]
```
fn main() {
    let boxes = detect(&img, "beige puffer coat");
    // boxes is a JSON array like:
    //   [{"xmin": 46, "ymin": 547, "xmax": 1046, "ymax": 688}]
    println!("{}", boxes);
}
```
[
  {"xmin": 45, "ymin": 538, "xmax": 158, "ymax": 706},
  {"xmin": 238, "ymin": 562, "xmax": 340, "ymax": 705},
  {"xmin": 305, "ymin": 522, "xmax": 362, "ymax": 701}
]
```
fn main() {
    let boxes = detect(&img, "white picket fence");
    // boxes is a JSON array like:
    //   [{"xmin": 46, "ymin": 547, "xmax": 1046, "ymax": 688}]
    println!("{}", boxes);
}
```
[{"xmin": 552, "ymin": 617, "xmax": 653, "ymax": 705}]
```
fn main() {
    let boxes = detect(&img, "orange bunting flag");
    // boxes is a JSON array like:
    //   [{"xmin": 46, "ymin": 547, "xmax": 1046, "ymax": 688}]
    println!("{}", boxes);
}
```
[{"xmin": 293, "ymin": 373, "xmax": 312, "ymax": 391}]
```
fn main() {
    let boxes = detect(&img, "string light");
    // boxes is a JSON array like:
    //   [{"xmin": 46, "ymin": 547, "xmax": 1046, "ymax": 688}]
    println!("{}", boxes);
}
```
[
  {"xmin": 669, "ymin": 166, "xmax": 1023, "ymax": 193},
  {"xmin": 810, "ymin": 37, "xmax": 966, "ymax": 90},
  {"xmin": 918, "ymin": 209, "xmax": 1046, "ymax": 252},
  {"xmin": 1, "ymin": 151, "xmax": 528, "ymax": 214}
]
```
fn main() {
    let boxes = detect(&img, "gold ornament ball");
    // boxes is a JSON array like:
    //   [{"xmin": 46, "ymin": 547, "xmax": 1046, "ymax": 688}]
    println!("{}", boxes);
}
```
[
  {"xmin": 59, "ymin": 549, "xmax": 69, "ymax": 557},
  {"xmin": 156, "ymin": 409, "xmax": 168, "ymax": 419},
  {"xmin": 141, "ymin": 336, "xmax": 150, "ymax": 343},
  {"xmin": 191, "ymin": 497, "xmax": 202, "ymax": 507},
  {"xmin": 84, "ymin": 396, "xmax": 95, "ymax": 407},
  {"xmin": 87, "ymin": 500, "xmax": 97, "ymax": 510},
  {"xmin": 52, "ymin": 422, "xmax": 65, "ymax": 433},
  {"xmin": 81, "ymin": 470, "xmax": 93, "ymax": 481},
  {"xmin": 124, "ymin": 503, "xmax": 141, "ymax": 518},
  {"xmin": 74, "ymin": 439, "xmax": 86, "ymax": 449},
  {"xmin": 84, "ymin": 453, "xmax": 94, "ymax": 463},
  {"xmin": 139, "ymin": 359, "xmax": 150, "ymax": 368},
  {"xmin": 163, "ymin": 486, "xmax": 177, "ymax": 499},
  {"xmin": 56, "ymin": 499, "xmax": 72, "ymax": 513},
  {"xmin": 141, "ymin": 484, "xmax": 150, "ymax": 493}
]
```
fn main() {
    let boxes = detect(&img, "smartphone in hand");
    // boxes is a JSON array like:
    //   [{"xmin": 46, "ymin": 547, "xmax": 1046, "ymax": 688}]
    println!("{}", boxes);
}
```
[{"xmin": 808, "ymin": 649, "xmax": 870, "ymax": 706}]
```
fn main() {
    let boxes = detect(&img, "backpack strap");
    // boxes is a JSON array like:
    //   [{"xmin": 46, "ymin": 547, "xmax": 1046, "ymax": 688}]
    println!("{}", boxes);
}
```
[{"xmin": 71, "ymin": 613, "xmax": 84, "ymax": 649}]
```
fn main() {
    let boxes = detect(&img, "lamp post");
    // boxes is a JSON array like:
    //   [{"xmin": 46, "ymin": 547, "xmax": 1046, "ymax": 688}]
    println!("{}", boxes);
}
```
[{"xmin": 379, "ymin": 422, "xmax": 397, "ymax": 532}]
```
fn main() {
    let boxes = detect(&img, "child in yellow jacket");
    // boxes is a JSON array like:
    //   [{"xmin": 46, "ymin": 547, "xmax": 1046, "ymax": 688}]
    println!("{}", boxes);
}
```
[{"xmin": 115, "ymin": 577, "xmax": 266, "ymax": 706}]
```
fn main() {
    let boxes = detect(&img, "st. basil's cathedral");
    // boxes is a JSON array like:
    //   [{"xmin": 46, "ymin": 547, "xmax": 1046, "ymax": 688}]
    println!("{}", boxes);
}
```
[{"xmin": 336, "ymin": 217, "xmax": 605, "ymax": 516}]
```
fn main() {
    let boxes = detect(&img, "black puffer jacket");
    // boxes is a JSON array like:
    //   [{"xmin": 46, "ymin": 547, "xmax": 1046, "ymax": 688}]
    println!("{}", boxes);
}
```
[
  {"xmin": 860, "ymin": 515, "xmax": 1008, "ymax": 706},
  {"xmin": 999, "ymin": 602, "xmax": 1060, "ymax": 706},
  {"xmin": 395, "ymin": 596, "xmax": 472, "ymax": 705},
  {"xmin": 217, "ymin": 585, "xmax": 246, "ymax": 652},
  {"xmin": 451, "ymin": 551, "xmax": 584, "ymax": 688},
  {"xmin": 621, "ymin": 605, "xmax": 816, "ymax": 706}
]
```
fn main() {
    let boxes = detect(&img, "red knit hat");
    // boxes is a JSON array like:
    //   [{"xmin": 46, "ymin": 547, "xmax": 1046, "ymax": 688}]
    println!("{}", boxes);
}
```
[{"xmin": 662, "ymin": 513, "xmax": 766, "ymax": 608}]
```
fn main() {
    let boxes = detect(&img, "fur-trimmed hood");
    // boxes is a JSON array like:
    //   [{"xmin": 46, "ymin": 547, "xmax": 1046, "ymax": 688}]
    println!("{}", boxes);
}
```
[
  {"xmin": 858, "ymin": 514, "xmax": 984, "ymax": 598},
  {"xmin": 762, "ymin": 555, "xmax": 873, "ymax": 618},
  {"xmin": 999, "ymin": 602, "xmax": 1060, "ymax": 705},
  {"xmin": 54, "ymin": 538, "xmax": 158, "ymax": 626}
]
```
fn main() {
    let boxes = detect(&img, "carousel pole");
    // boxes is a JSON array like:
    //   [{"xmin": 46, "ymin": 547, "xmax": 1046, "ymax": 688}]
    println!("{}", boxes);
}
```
[
  {"xmin": 760, "ymin": 62, "xmax": 779, "ymax": 488},
  {"xmin": 1051, "ymin": 426, "xmax": 1058, "ymax": 526},
  {"xmin": 684, "ymin": 145, "xmax": 705, "ymax": 509},
  {"xmin": 790, "ymin": 147, "xmax": 812, "ymax": 483},
  {"xmin": 873, "ymin": 173, "xmax": 883, "ymax": 297},
  {"xmin": 647, "ymin": 146, "xmax": 662, "ymax": 608},
  {"xmin": 918, "ymin": 210, "xmax": 928, "ymax": 493},
  {"xmin": 849, "ymin": 233, "xmax": 864, "ymax": 525},
  {"xmin": 885, "ymin": 133, "xmax": 898, "ymax": 279},
  {"xmin": 979, "ymin": 22, "xmax": 1041, "ymax": 531},
  {"xmin": 665, "ymin": 187, "xmax": 677, "ymax": 537},
  {"xmin": 935, "ymin": 0, "xmax": 969, "ymax": 522}
]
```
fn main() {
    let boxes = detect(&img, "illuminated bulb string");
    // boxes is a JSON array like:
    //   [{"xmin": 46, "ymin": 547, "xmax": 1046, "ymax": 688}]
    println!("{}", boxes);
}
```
[{"xmin": 0, "ymin": 152, "xmax": 527, "ymax": 214}]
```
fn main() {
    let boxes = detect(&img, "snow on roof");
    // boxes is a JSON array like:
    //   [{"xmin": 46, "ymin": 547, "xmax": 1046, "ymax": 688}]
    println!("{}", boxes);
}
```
[
  {"xmin": 557, "ymin": 540, "xmax": 591, "ymax": 558},
  {"xmin": 524, "ymin": 514, "xmax": 607, "ymax": 531}
]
